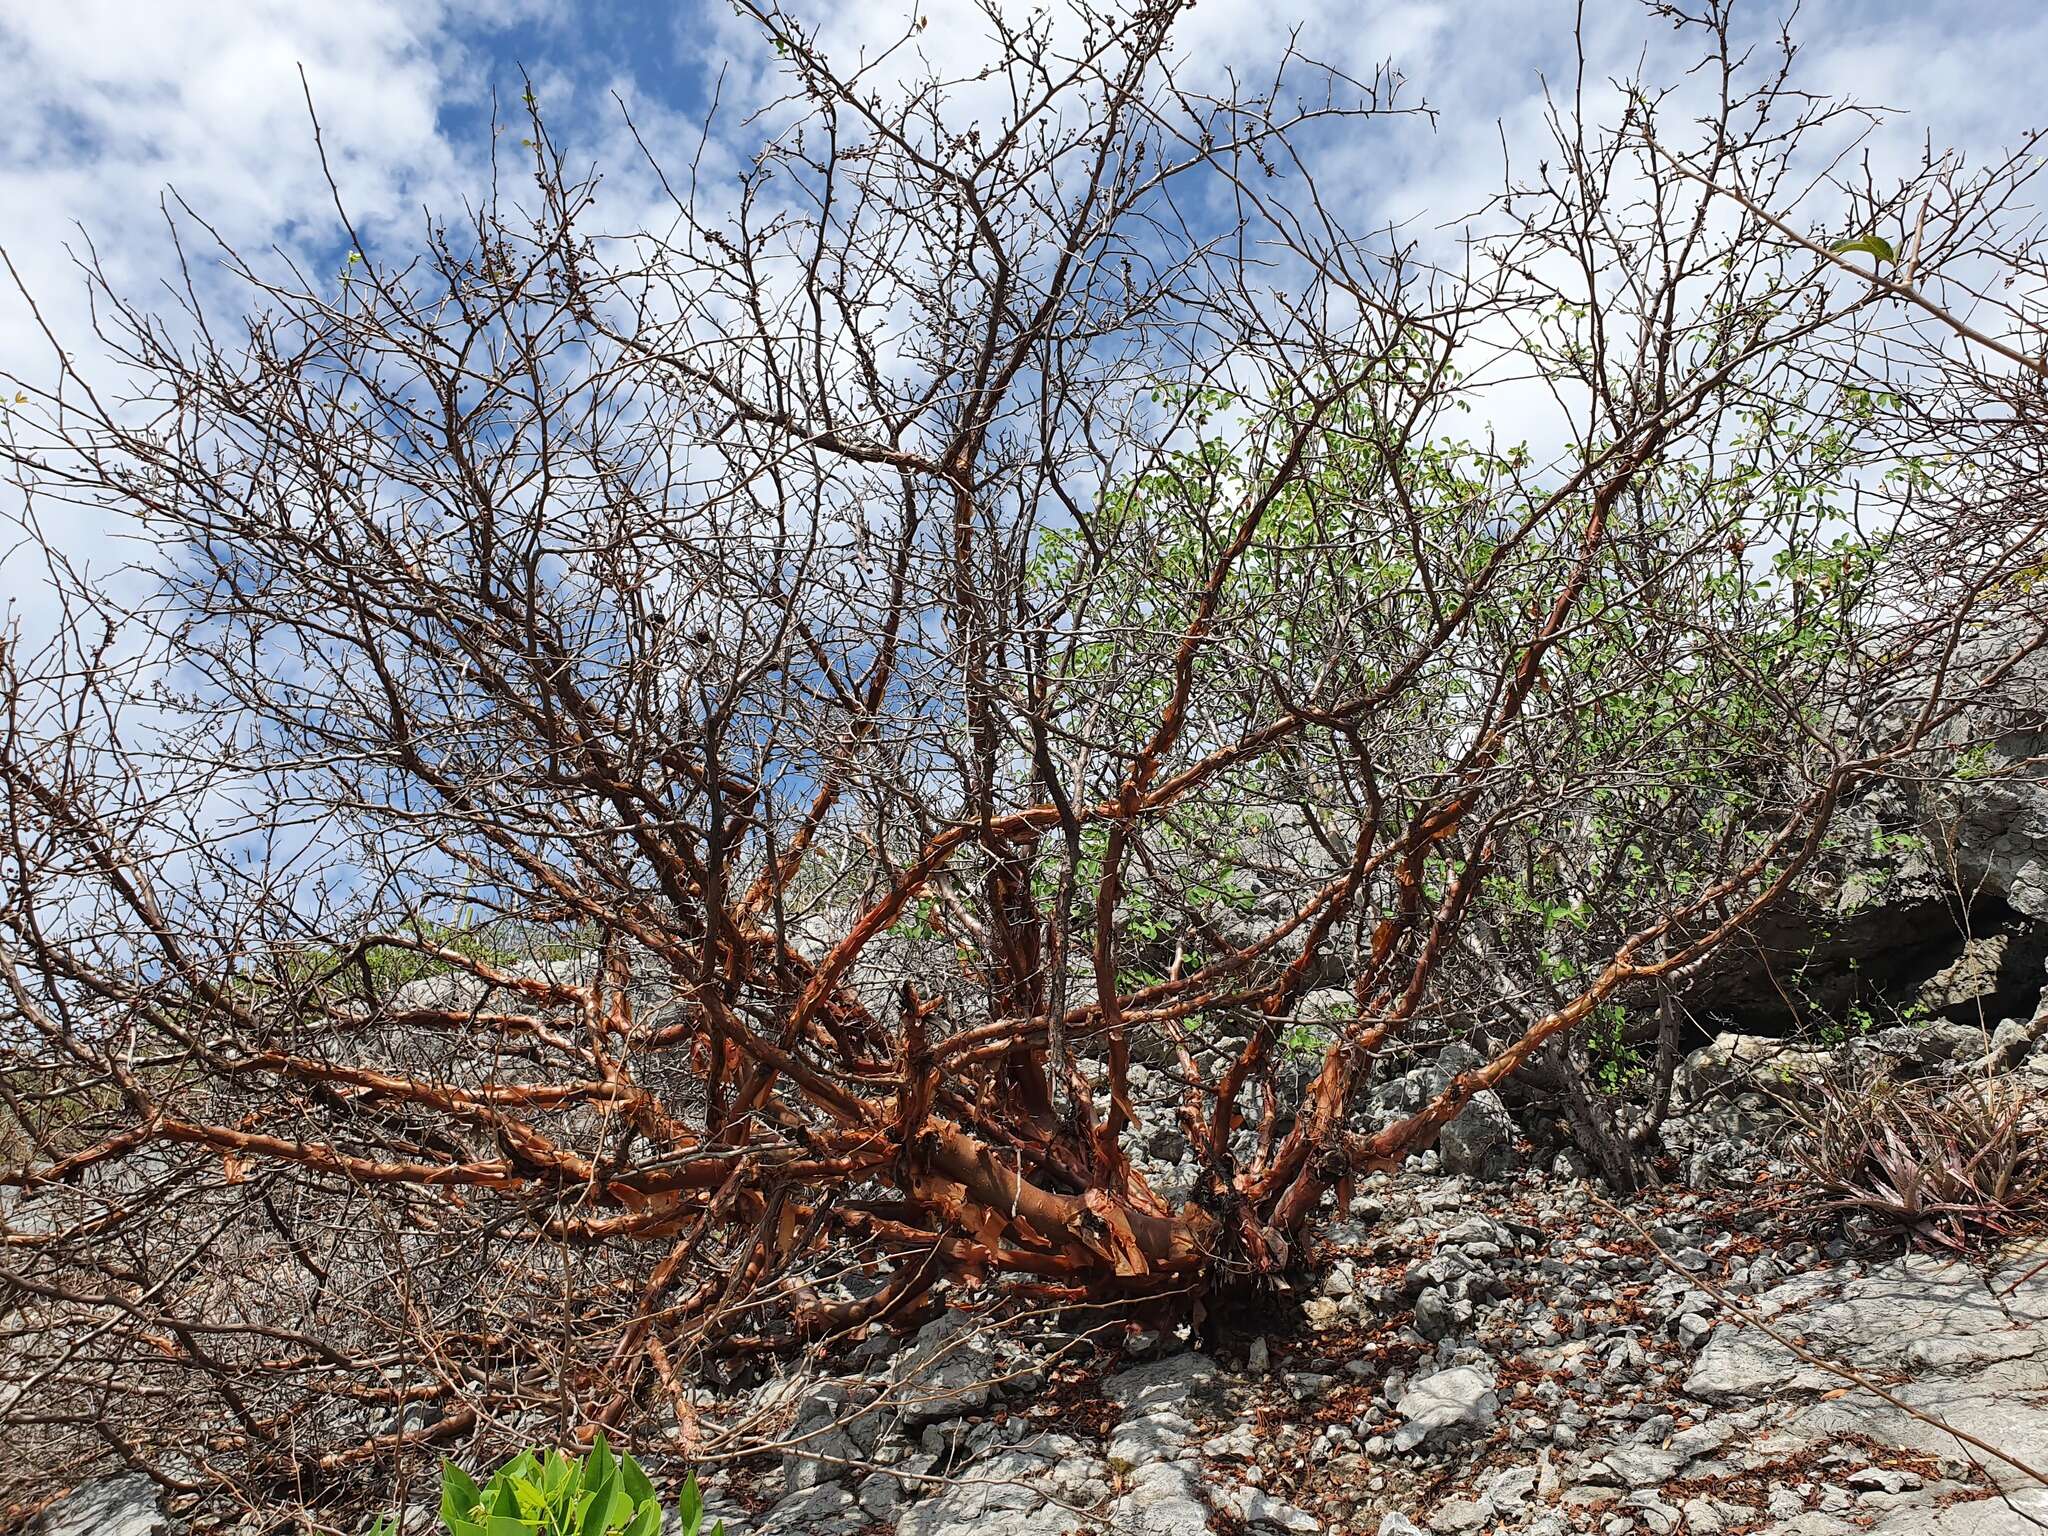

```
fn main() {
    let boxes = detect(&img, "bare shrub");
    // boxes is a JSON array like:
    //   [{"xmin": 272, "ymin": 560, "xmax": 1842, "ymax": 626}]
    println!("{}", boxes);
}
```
[{"xmin": 1, "ymin": 0, "xmax": 2047, "ymax": 1518}]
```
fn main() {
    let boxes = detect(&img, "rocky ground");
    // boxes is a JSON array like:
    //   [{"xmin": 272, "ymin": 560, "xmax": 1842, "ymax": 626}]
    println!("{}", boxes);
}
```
[
  {"xmin": 699, "ymin": 1151, "xmax": 2048, "ymax": 1536},
  {"xmin": 29, "ymin": 1030, "xmax": 2048, "ymax": 1536}
]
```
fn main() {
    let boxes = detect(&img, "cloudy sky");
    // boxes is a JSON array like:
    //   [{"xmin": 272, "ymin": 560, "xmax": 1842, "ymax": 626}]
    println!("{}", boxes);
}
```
[
  {"xmin": 6, "ymin": 0, "xmax": 2045, "ymax": 343},
  {"xmin": 2, "ymin": 0, "xmax": 2045, "ymax": 617}
]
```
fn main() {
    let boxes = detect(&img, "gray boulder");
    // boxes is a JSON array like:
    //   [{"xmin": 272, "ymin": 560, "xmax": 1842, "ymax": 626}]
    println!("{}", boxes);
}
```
[
  {"xmin": 1439, "ymin": 1090, "xmax": 1514, "ymax": 1180},
  {"xmin": 752, "ymin": 1480, "xmax": 861, "ymax": 1534},
  {"xmin": 1870, "ymin": 1486, "xmax": 2048, "ymax": 1533},
  {"xmin": 1365, "ymin": 1044, "xmax": 1516, "ymax": 1178},
  {"xmin": 893, "ymin": 1312, "xmax": 998, "ymax": 1426},
  {"xmin": 1680, "ymin": 1032, "xmax": 1834, "ymax": 1098},
  {"xmin": 1226, "ymin": 1488, "xmax": 1320, "ymax": 1534},
  {"xmin": 1101, "ymin": 1351, "xmax": 1220, "ymax": 1417},
  {"xmin": 894, "ymin": 1436, "xmax": 1109, "ymax": 1536},
  {"xmin": 1103, "ymin": 1460, "xmax": 1212, "ymax": 1534},
  {"xmin": 1947, "ymin": 736, "xmax": 2048, "ymax": 921},
  {"xmin": 1583, "ymin": 1443, "xmax": 1687, "ymax": 1489},
  {"xmin": 781, "ymin": 1379, "xmax": 885, "ymax": 1494},
  {"xmin": 1675, "ymin": 720, "xmax": 2048, "ymax": 1040}
]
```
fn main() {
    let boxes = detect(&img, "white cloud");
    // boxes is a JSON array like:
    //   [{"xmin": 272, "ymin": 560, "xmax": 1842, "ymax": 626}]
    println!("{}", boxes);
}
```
[
  {"xmin": 0, "ymin": 2, "xmax": 488, "ymax": 298},
  {"xmin": 0, "ymin": 1, "xmax": 516, "ymax": 630},
  {"xmin": 4, "ymin": 0, "xmax": 2046, "ymax": 635}
]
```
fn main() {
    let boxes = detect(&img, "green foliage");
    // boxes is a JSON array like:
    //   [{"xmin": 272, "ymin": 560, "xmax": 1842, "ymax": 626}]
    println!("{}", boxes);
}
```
[
  {"xmin": 1012, "ymin": 355, "xmax": 1927, "ymax": 1058},
  {"xmin": 1952, "ymin": 743, "xmax": 1998, "ymax": 783},
  {"xmin": 366, "ymin": 1434, "xmax": 722, "ymax": 1536},
  {"xmin": 1282, "ymin": 1021, "xmax": 1337, "ymax": 1061},
  {"xmin": 1769, "ymin": 950, "xmax": 1934, "ymax": 1048},
  {"xmin": 1864, "ymin": 823, "xmax": 1923, "ymax": 861},
  {"xmin": 1829, "ymin": 232, "xmax": 1897, "ymax": 265},
  {"xmin": 1586, "ymin": 1003, "xmax": 1645, "ymax": 1094},
  {"xmin": 1817, "ymin": 992, "xmax": 1931, "ymax": 1049}
]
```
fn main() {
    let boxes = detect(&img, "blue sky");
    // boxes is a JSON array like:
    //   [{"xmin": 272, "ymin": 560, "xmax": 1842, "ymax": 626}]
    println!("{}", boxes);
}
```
[{"xmin": 3, "ymin": 0, "xmax": 2048, "ymax": 620}]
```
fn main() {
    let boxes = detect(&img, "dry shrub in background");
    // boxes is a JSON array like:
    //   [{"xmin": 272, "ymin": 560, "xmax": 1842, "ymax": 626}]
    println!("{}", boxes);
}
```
[{"xmin": 1786, "ymin": 1065, "xmax": 2048, "ymax": 1253}]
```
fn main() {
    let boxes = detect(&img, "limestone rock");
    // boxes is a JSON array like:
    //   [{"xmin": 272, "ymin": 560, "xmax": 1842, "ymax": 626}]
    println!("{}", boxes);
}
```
[
  {"xmin": 1686, "ymin": 1253, "xmax": 2048, "ymax": 1490},
  {"xmin": 894, "ymin": 1436, "xmax": 1108, "ymax": 1536},
  {"xmin": 1392, "ymin": 1365, "xmax": 1500, "ymax": 1453},
  {"xmin": 1104, "ymin": 1460, "xmax": 1211, "ymax": 1535},
  {"xmin": 781, "ymin": 1379, "xmax": 884, "ymax": 1493},
  {"xmin": 1101, "ymin": 1352, "xmax": 1220, "ymax": 1417},
  {"xmin": 1870, "ymin": 1487, "xmax": 2048, "ymax": 1533},
  {"xmin": 23, "ymin": 1478, "xmax": 166, "ymax": 1536}
]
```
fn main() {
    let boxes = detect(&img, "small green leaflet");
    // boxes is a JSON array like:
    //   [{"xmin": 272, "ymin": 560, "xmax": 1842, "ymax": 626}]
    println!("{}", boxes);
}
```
[
  {"xmin": 677, "ymin": 1473, "xmax": 724, "ymax": 1536},
  {"xmin": 1829, "ymin": 233, "xmax": 1897, "ymax": 264}
]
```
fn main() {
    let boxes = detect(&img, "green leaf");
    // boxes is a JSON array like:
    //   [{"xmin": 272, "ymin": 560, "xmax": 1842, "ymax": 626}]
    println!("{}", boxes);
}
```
[
  {"xmin": 583, "ymin": 1432, "xmax": 616, "ymax": 1494},
  {"xmin": 619, "ymin": 1454, "xmax": 655, "ymax": 1509},
  {"xmin": 510, "ymin": 1480, "xmax": 548, "ymax": 1522},
  {"xmin": 442, "ymin": 1461, "xmax": 485, "ymax": 1530},
  {"xmin": 1829, "ymin": 233, "xmax": 1896, "ymax": 264},
  {"xmin": 676, "ymin": 1473, "xmax": 708, "ymax": 1536},
  {"xmin": 579, "ymin": 1482, "xmax": 630, "ymax": 1536},
  {"xmin": 542, "ymin": 1449, "xmax": 578, "ymax": 1502},
  {"xmin": 482, "ymin": 1471, "xmax": 521, "ymax": 1519},
  {"xmin": 576, "ymin": 1442, "xmax": 617, "ymax": 1536},
  {"xmin": 435, "ymin": 1442, "xmax": 726, "ymax": 1536}
]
